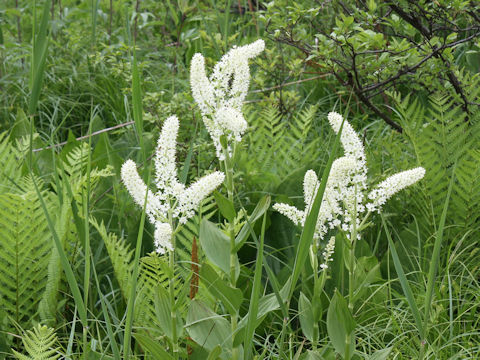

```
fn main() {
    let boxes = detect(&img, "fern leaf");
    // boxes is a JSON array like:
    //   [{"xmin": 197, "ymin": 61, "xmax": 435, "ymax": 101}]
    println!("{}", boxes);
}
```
[
  {"xmin": 90, "ymin": 217, "xmax": 134, "ymax": 300},
  {"xmin": 0, "ymin": 132, "xmax": 24, "ymax": 193},
  {"xmin": 12, "ymin": 324, "xmax": 61, "ymax": 360},
  {"xmin": 38, "ymin": 198, "xmax": 74, "ymax": 325},
  {"xmin": 0, "ymin": 191, "xmax": 52, "ymax": 333}
]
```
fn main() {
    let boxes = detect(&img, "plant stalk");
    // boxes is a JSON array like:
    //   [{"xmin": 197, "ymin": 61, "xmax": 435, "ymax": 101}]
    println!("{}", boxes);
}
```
[
  {"xmin": 311, "ymin": 242, "xmax": 319, "ymax": 350},
  {"xmin": 167, "ymin": 209, "xmax": 179, "ymax": 359},
  {"xmin": 169, "ymin": 247, "xmax": 179, "ymax": 359},
  {"xmin": 223, "ymin": 146, "xmax": 238, "ymax": 360}
]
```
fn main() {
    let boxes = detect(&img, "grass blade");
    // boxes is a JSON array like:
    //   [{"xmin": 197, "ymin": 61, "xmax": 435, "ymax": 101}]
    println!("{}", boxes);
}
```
[
  {"xmin": 29, "ymin": 0, "xmax": 50, "ymax": 115},
  {"xmin": 92, "ymin": 258, "xmax": 121, "ymax": 359},
  {"xmin": 381, "ymin": 214, "xmax": 424, "ymax": 338},
  {"xmin": 122, "ymin": 166, "xmax": 152, "ymax": 358},
  {"xmin": 420, "ymin": 162, "xmax": 456, "ymax": 355},
  {"xmin": 91, "ymin": 0, "xmax": 98, "ymax": 46},
  {"xmin": 131, "ymin": 44, "xmax": 144, "ymax": 161},
  {"xmin": 243, "ymin": 211, "xmax": 267, "ymax": 359},
  {"xmin": 28, "ymin": 122, "xmax": 87, "ymax": 325}
]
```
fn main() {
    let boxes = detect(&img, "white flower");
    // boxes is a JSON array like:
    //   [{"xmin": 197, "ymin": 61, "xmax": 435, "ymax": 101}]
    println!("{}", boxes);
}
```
[
  {"xmin": 328, "ymin": 111, "xmax": 366, "ymax": 163},
  {"xmin": 154, "ymin": 116, "xmax": 184, "ymax": 197},
  {"xmin": 209, "ymin": 39, "xmax": 265, "ymax": 110},
  {"xmin": 327, "ymin": 111, "xmax": 368, "ymax": 235},
  {"xmin": 275, "ymin": 156, "xmax": 357, "ymax": 241},
  {"xmin": 121, "ymin": 116, "xmax": 225, "ymax": 253},
  {"xmin": 154, "ymin": 222, "xmax": 173, "ymax": 254},
  {"xmin": 214, "ymin": 106, "xmax": 248, "ymax": 141},
  {"xmin": 190, "ymin": 54, "xmax": 215, "ymax": 116},
  {"xmin": 320, "ymin": 236, "xmax": 336, "ymax": 270},
  {"xmin": 175, "ymin": 171, "xmax": 225, "ymax": 223},
  {"xmin": 121, "ymin": 159, "xmax": 165, "ymax": 223},
  {"xmin": 190, "ymin": 40, "xmax": 265, "ymax": 159},
  {"xmin": 274, "ymin": 111, "xmax": 425, "ymax": 244},
  {"xmin": 272, "ymin": 203, "xmax": 304, "ymax": 226},
  {"xmin": 367, "ymin": 167, "xmax": 426, "ymax": 212}
]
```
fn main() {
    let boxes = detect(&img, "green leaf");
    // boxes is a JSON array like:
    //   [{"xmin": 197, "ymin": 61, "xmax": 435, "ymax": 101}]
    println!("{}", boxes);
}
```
[
  {"xmin": 214, "ymin": 191, "xmax": 236, "ymax": 223},
  {"xmin": 11, "ymin": 109, "xmax": 30, "ymax": 139},
  {"xmin": 200, "ymin": 263, "xmax": 243, "ymax": 315},
  {"xmin": 243, "ymin": 211, "xmax": 267, "ymax": 360},
  {"xmin": 207, "ymin": 345, "xmax": 222, "ymax": 360},
  {"xmin": 300, "ymin": 350, "xmax": 325, "ymax": 360},
  {"xmin": 12, "ymin": 324, "xmax": 61, "ymax": 360},
  {"xmin": 422, "ymin": 163, "xmax": 456, "ymax": 342},
  {"xmin": 154, "ymin": 284, "xmax": 184, "ymax": 340},
  {"xmin": 186, "ymin": 300, "xmax": 232, "ymax": 357},
  {"xmin": 29, "ymin": 177, "xmax": 87, "ymax": 326},
  {"xmin": 0, "ymin": 192, "xmax": 52, "ymax": 334},
  {"xmin": 368, "ymin": 347, "xmax": 393, "ymax": 360},
  {"xmin": 133, "ymin": 333, "xmax": 175, "ymax": 360},
  {"xmin": 299, "ymin": 292, "xmax": 315, "ymax": 342},
  {"xmin": 200, "ymin": 219, "xmax": 239, "ymax": 277},
  {"xmin": 234, "ymin": 280, "xmax": 290, "ymax": 347},
  {"xmin": 165, "ymin": 0, "xmax": 180, "ymax": 25},
  {"xmin": 381, "ymin": 215, "xmax": 424, "ymax": 338},
  {"xmin": 234, "ymin": 195, "xmax": 271, "ymax": 252},
  {"xmin": 29, "ymin": 0, "xmax": 50, "ymax": 115},
  {"xmin": 352, "ymin": 256, "xmax": 382, "ymax": 303},
  {"xmin": 326, "ymin": 290, "xmax": 355, "ymax": 359}
]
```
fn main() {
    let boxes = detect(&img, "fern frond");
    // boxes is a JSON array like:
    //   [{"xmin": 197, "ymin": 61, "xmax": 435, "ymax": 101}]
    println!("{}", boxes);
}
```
[
  {"xmin": 0, "ymin": 132, "xmax": 24, "ymax": 194},
  {"xmin": 0, "ymin": 192, "xmax": 52, "ymax": 333},
  {"xmin": 12, "ymin": 324, "xmax": 61, "ymax": 360},
  {"xmin": 58, "ymin": 144, "xmax": 114, "ymax": 203},
  {"xmin": 38, "ymin": 198, "xmax": 74, "ymax": 325},
  {"xmin": 393, "ymin": 92, "xmax": 480, "ymax": 236},
  {"xmin": 90, "ymin": 217, "xmax": 134, "ymax": 300},
  {"xmin": 451, "ymin": 149, "xmax": 480, "ymax": 228},
  {"xmin": 241, "ymin": 106, "xmax": 319, "ymax": 191}
]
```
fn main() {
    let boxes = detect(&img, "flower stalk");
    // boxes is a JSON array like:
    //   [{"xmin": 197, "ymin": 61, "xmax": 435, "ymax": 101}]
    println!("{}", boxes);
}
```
[
  {"xmin": 222, "ymin": 144, "xmax": 239, "ymax": 360},
  {"xmin": 168, "ymin": 210, "xmax": 179, "ymax": 359}
]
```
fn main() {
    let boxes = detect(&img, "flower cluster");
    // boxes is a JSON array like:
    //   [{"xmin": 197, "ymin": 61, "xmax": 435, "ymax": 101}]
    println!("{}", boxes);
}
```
[
  {"xmin": 367, "ymin": 167, "xmax": 426, "ymax": 212},
  {"xmin": 320, "ymin": 236, "xmax": 336, "ymax": 270},
  {"xmin": 190, "ymin": 40, "xmax": 265, "ymax": 159},
  {"xmin": 121, "ymin": 116, "xmax": 225, "ymax": 253},
  {"xmin": 274, "ymin": 111, "xmax": 425, "ymax": 243}
]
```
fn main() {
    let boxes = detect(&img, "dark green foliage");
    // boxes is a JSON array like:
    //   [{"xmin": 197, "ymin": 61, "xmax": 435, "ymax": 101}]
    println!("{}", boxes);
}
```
[
  {"xmin": 238, "ymin": 105, "xmax": 322, "ymax": 193},
  {"xmin": 266, "ymin": 0, "xmax": 480, "ymax": 131},
  {"xmin": 393, "ymin": 92, "xmax": 480, "ymax": 235}
]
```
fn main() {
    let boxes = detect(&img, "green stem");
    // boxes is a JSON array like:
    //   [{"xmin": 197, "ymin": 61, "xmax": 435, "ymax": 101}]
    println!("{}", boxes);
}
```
[
  {"xmin": 169, "ymin": 248, "xmax": 179, "ymax": 359},
  {"xmin": 223, "ymin": 146, "xmax": 238, "ymax": 360},
  {"xmin": 348, "ymin": 237, "xmax": 356, "ymax": 312},
  {"xmin": 277, "ymin": 315, "xmax": 288, "ymax": 360},
  {"xmin": 347, "ymin": 186, "xmax": 358, "ymax": 358},
  {"xmin": 344, "ymin": 333, "xmax": 351, "ymax": 360},
  {"xmin": 168, "ymin": 210, "xmax": 179, "ymax": 359},
  {"xmin": 348, "ymin": 185, "xmax": 359, "ymax": 312},
  {"xmin": 311, "ymin": 242, "xmax": 319, "ymax": 350}
]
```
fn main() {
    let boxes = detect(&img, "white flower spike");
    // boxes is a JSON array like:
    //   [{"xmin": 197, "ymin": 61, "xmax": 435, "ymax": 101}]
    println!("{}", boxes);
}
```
[
  {"xmin": 190, "ymin": 40, "xmax": 265, "ymax": 159},
  {"xmin": 121, "ymin": 115, "xmax": 225, "ymax": 253},
  {"xmin": 274, "ymin": 111, "xmax": 425, "ymax": 244},
  {"xmin": 367, "ymin": 167, "xmax": 426, "ymax": 212}
]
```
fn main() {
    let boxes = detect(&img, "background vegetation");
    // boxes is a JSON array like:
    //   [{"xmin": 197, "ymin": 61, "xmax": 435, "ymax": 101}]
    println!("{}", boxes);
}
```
[{"xmin": 0, "ymin": 0, "xmax": 479, "ymax": 359}]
